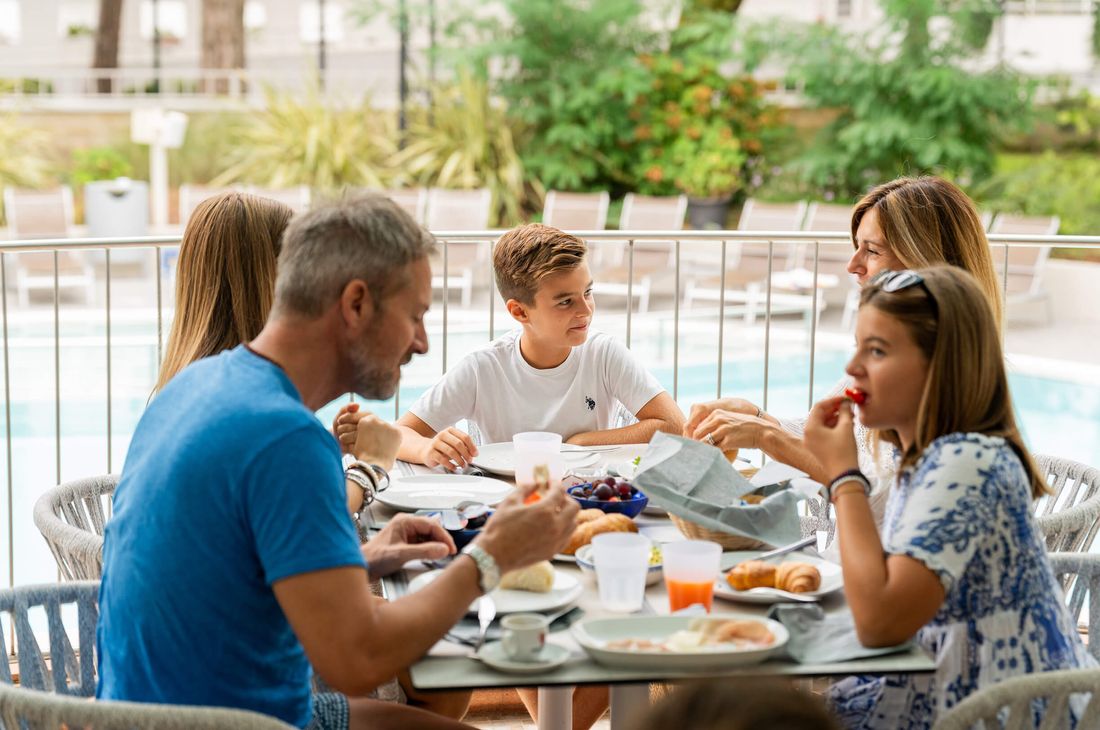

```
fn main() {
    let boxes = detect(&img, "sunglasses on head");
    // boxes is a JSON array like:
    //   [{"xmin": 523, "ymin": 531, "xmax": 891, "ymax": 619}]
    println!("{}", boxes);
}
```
[{"xmin": 868, "ymin": 269, "xmax": 939, "ymax": 316}]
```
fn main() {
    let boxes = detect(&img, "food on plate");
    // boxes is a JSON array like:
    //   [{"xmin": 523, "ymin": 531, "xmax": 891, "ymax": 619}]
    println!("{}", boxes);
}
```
[
  {"xmin": 605, "ymin": 617, "xmax": 775, "ymax": 653},
  {"xmin": 571, "ymin": 477, "xmax": 641, "ymax": 503},
  {"xmin": 726, "ymin": 560, "xmax": 821, "ymax": 593},
  {"xmin": 725, "ymin": 560, "xmax": 776, "ymax": 590},
  {"xmin": 576, "ymin": 508, "xmax": 605, "ymax": 525},
  {"xmin": 499, "ymin": 560, "xmax": 555, "ymax": 593},
  {"xmin": 723, "ymin": 448, "xmax": 739, "ymax": 463},
  {"xmin": 648, "ymin": 544, "xmax": 662, "ymax": 567},
  {"xmin": 843, "ymin": 387, "xmax": 867, "ymax": 405},
  {"xmin": 740, "ymin": 493, "xmax": 765, "ymax": 505},
  {"xmin": 775, "ymin": 562, "xmax": 822, "ymax": 593},
  {"xmin": 564, "ymin": 512, "xmax": 637, "ymax": 554}
]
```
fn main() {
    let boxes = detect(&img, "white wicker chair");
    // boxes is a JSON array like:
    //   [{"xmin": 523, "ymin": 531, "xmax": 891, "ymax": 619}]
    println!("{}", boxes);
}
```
[
  {"xmin": 1048, "ymin": 551, "xmax": 1100, "ymax": 658},
  {"xmin": 933, "ymin": 667, "xmax": 1100, "ymax": 730},
  {"xmin": 1034, "ymin": 455, "xmax": 1100, "ymax": 555},
  {"xmin": 32, "ymin": 474, "xmax": 118, "ymax": 580}
]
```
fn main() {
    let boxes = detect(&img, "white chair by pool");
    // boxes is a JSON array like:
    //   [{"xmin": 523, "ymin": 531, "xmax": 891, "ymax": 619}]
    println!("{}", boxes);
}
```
[
  {"xmin": 3, "ymin": 186, "xmax": 95, "ymax": 306},
  {"xmin": 425, "ymin": 188, "xmax": 493, "ymax": 308}
]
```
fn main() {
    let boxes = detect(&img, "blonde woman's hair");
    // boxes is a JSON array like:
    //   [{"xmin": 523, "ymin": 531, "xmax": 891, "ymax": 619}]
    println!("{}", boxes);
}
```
[
  {"xmin": 861, "ymin": 266, "xmax": 1047, "ymax": 499},
  {"xmin": 154, "ymin": 192, "xmax": 294, "ymax": 393},
  {"xmin": 851, "ymin": 176, "xmax": 1004, "ymax": 330},
  {"xmin": 492, "ymin": 223, "xmax": 587, "ymax": 304}
]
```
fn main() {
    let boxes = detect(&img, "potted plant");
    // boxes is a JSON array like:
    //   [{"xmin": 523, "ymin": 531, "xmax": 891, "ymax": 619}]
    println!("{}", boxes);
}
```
[{"xmin": 629, "ymin": 54, "xmax": 779, "ymax": 229}]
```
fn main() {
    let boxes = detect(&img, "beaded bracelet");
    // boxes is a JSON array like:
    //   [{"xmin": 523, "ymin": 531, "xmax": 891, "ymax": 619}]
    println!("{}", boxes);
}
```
[{"xmin": 824, "ymin": 468, "xmax": 871, "ymax": 503}]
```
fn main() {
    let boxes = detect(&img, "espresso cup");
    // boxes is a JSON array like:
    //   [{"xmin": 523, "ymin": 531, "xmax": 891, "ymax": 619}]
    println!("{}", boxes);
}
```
[{"xmin": 500, "ymin": 612, "xmax": 549, "ymax": 662}]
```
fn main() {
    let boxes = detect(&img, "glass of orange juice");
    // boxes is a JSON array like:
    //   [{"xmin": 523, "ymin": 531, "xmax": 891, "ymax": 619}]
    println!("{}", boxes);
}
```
[{"xmin": 663, "ymin": 540, "xmax": 722, "ymax": 613}]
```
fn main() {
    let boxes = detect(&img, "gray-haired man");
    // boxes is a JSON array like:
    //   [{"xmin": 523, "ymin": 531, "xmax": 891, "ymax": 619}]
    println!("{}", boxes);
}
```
[{"xmin": 96, "ymin": 195, "xmax": 579, "ymax": 729}]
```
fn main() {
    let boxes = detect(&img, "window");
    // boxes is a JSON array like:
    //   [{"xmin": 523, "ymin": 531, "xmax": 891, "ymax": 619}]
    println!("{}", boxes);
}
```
[
  {"xmin": 0, "ymin": 0, "xmax": 21, "ymax": 44},
  {"xmin": 245, "ymin": 0, "xmax": 268, "ymax": 31},
  {"xmin": 139, "ymin": 0, "xmax": 188, "ymax": 41},
  {"xmin": 299, "ymin": 2, "xmax": 345, "ymax": 43},
  {"xmin": 58, "ymin": 0, "xmax": 98, "ymax": 38},
  {"xmin": 837, "ymin": 0, "xmax": 853, "ymax": 17}
]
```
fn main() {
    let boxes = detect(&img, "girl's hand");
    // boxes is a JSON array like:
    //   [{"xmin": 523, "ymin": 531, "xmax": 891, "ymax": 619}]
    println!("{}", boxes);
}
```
[{"xmin": 804, "ymin": 396, "xmax": 860, "ymax": 480}]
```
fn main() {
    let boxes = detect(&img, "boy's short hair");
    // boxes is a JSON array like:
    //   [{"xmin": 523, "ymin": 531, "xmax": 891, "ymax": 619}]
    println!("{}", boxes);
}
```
[{"xmin": 493, "ymin": 223, "xmax": 587, "ymax": 304}]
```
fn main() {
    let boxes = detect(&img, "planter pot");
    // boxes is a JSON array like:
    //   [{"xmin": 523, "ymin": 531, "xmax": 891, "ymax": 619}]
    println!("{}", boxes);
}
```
[{"xmin": 687, "ymin": 195, "xmax": 733, "ymax": 230}]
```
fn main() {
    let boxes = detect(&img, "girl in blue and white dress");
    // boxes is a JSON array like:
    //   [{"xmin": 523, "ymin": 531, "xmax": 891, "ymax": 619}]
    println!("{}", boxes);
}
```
[{"xmin": 804, "ymin": 265, "xmax": 1095, "ymax": 729}]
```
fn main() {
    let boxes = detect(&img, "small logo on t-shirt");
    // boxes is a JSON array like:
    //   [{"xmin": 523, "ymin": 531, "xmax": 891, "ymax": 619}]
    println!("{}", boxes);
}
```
[{"xmin": 585, "ymin": 396, "xmax": 596, "ymax": 411}]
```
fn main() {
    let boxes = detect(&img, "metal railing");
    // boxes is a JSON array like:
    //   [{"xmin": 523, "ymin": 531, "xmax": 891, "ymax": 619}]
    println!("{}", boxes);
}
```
[{"xmin": 1, "ymin": 229, "xmax": 1098, "ymax": 591}]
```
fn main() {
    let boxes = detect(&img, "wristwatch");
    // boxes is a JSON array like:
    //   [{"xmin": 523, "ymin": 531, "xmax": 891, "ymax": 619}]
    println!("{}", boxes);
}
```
[{"xmin": 461, "ymin": 544, "xmax": 501, "ymax": 594}]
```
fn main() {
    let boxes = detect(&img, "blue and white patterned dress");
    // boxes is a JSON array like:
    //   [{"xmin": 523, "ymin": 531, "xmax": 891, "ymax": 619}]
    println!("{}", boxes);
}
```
[{"xmin": 828, "ymin": 432, "xmax": 1096, "ymax": 729}]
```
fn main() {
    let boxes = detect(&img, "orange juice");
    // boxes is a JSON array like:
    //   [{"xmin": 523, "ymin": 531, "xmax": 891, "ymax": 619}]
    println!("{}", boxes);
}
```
[
  {"xmin": 667, "ymin": 578, "xmax": 715, "ymax": 613},
  {"xmin": 523, "ymin": 491, "xmax": 542, "ymax": 505}
]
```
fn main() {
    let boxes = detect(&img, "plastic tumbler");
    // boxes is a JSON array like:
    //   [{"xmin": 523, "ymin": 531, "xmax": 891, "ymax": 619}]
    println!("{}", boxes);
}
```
[
  {"xmin": 591, "ymin": 532, "xmax": 651, "ymax": 613},
  {"xmin": 663, "ymin": 540, "xmax": 722, "ymax": 613},
  {"xmin": 513, "ymin": 432, "xmax": 564, "ymax": 499}
]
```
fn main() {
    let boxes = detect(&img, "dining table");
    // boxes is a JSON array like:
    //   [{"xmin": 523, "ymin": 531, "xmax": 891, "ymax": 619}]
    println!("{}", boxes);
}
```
[{"xmin": 369, "ymin": 445, "xmax": 936, "ymax": 730}]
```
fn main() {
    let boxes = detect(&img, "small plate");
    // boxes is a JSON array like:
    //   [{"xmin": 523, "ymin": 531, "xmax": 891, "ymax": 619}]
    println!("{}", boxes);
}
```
[
  {"xmin": 471, "ymin": 443, "xmax": 598, "ymax": 477},
  {"xmin": 375, "ymin": 474, "xmax": 513, "ymax": 512},
  {"xmin": 408, "ymin": 568, "xmax": 583, "ymax": 615},
  {"xmin": 713, "ymin": 551, "xmax": 844, "ymax": 605},
  {"xmin": 477, "ymin": 641, "xmax": 571, "ymax": 675},
  {"xmin": 552, "ymin": 553, "xmax": 577, "ymax": 563}
]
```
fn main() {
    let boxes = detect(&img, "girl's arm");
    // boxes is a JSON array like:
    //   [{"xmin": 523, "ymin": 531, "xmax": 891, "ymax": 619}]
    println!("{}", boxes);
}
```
[{"xmin": 805, "ymin": 397, "xmax": 944, "ymax": 647}]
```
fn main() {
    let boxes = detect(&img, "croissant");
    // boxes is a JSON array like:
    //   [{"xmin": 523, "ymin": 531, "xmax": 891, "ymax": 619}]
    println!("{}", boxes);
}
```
[
  {"xmin": 776, "ymin": 562, "xmax": 821, "ymax": 593},
  {"xmin": 576, "ymin": 508, "xmax": 606, "ymax": 525},
  {"xmin": 564, "ymin": 512, "xmax": 637, "ymax": 554},
  {"xmin": 725, "ymin": 560, "xmax": 776, "ymax": 591}
]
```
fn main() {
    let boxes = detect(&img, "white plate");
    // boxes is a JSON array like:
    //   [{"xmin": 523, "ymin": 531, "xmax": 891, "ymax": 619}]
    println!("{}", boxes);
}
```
[
  {"xmin": 572, "ymin": 614, "xmax": 788, "ymax": 670},
  {"xmin": 477, "ymin": 641, "xmax": 571, "ymax": 675},
  {"xmin": 552, "ymin": 553, "xmax": 577, "ymax": 563},
  {"xmin": 713, "ymin": 551, "xmax": 844, "ymax": 605},
  {"xmin": 471, "ymin": 443, "xmax": 599, "ymax": 477},
  {"xmin": 374, "ymin": 474, "xmax": 513, "ymax": 512},
  {"xmin": 408, "ymin": 568, "xmax": 583, "ymax": 615}
]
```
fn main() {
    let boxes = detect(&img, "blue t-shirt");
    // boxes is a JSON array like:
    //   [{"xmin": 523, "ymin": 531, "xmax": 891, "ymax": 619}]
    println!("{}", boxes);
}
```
[{"xmin": 96, "ymin": 346, "xmax": 366, "ymax": 728}]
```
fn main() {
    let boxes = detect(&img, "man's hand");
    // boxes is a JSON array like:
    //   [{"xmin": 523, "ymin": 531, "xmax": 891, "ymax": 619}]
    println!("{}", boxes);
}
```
[
  {"xmin": 419, "ymin": 427, "xmax": 478, "ymax": 472},
  {"xmin": 362, "ymin": 514, "xmax": 456, "ymax": 579},
  {"xmin": 336, "ymin": 408, "xmax": 401, "ymax": 470},
  {"xmin": 473, "ymin": 483, "xmax": 579, "ymax": 575},
  {"xmin": 804, "ymin": 396, "xmax": 860, "ymax": 481}
]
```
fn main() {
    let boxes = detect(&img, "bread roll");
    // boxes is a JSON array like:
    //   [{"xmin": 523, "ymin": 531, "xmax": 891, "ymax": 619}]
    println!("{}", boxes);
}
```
[
  {"xmin": 563, "ymin": 512, "xmax": 637, "ymax": 554},
  {"xmin": 499, "ymin": 560, "xmax": 555, "ymax": 593},
  {"xmin": 775, "ymin": 562, "xmax": 821, "ymax": 593},
  {"xmin": 576, "ymin": 508, "xmax": 605, "ymax": 525}
]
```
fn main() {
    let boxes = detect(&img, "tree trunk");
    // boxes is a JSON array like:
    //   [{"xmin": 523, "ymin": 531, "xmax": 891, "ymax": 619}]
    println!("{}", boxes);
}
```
[
  {"xmin": 92, "ymin": 0, "xmax": 124, "ymax": 94},
  {"xmin": 201, "ymin": 0, "xmax": 246, "ymax": 94}
]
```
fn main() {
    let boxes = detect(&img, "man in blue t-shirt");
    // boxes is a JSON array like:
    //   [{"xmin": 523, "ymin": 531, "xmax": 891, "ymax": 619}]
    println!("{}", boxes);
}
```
[{"xmin": 96, "ymin": 195, "xmax": 579, "ymax": 730}]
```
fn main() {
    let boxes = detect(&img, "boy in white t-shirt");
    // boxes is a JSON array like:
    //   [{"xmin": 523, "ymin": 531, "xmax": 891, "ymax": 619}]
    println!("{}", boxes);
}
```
[{"xmin": 395, "ymin": 223, "xmax": 684, "ymax": 471}]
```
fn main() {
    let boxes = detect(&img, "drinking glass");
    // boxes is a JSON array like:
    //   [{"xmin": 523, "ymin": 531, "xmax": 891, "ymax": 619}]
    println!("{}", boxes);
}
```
[
  {"xmin": 513, "ymin": 432, "xmax": 564, "ymax": 497},
  {"xmin": 591, "ymin": 532, "xmax": 651, "ymax": 613},
  {"xmin": 663, "ymin": 540, "xmax": 722, "ymax": 613}
]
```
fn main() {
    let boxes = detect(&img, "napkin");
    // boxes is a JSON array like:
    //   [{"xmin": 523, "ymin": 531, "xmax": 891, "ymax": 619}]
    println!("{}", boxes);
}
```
[
  {"xmin": 766, "ymin": 603, "xmax": 912, "ymax": 664},
  {"xmin": 633, "ymin": 433, "xmax": 805, "ymax": 547}
]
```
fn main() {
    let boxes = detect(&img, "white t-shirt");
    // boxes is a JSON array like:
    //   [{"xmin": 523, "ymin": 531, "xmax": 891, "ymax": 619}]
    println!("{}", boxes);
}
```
[{"xmin": 408, "ymin": 330, "xmax": 665, "ymax": 444}]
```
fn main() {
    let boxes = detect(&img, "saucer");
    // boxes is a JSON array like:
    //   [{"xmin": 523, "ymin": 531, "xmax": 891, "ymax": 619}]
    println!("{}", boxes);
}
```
[{"xmin": 476, "ymin": 641, "xmax": 571, "ymax": 675}]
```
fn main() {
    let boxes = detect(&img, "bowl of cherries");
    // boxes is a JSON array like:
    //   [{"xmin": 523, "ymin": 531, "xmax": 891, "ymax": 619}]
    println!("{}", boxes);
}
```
[{"xmin": 568, "ymin": 477, "xmax": 649, "ymax": 518}]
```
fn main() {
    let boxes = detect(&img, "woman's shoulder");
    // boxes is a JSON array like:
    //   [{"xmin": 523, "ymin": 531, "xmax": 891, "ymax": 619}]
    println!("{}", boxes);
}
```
[{"xmin": 910, "ymin": 432, "xmax": 1024, "ymax": 490}]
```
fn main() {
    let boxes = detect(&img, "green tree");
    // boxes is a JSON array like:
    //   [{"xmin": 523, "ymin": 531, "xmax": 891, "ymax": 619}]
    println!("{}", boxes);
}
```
[{"xmin": 780, "ymin": 1, "xmax": 1032, "ymax": 198}]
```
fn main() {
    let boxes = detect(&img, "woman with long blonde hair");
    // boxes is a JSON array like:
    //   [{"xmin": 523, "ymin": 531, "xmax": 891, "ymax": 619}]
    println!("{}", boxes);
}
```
[
  {"xmin": 804, "ymin": 266, "xmax": 1092, "ymax": 727},
  {"xmin": 684, "ymin": 176, "xmax": 1003, "ymax": 520},
  {"xmin": 154, "ymin": 192, "xmax": 292, "ymax": 392}
]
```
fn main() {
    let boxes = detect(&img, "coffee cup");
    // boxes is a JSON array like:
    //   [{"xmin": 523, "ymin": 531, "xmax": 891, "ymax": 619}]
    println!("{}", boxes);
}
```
[{"xmin": 500, "ymin": 613, "xmax": 549, "ymax": 662}]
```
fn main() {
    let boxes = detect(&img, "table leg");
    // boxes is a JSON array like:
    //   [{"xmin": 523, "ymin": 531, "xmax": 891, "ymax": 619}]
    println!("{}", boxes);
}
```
[
  {"xmin": 609, "ymin": 683, "xmax": 650, "ymax": 730},
  {"xmin": 537, "ymin": 686, "xmax": 573, "ymax": 730}
]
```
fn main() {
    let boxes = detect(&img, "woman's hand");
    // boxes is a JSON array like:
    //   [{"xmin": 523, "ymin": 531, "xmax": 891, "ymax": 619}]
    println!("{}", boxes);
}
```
[
  {"xmin": 688, "ymin": 409, "xmax": 772, "ymax": 452},
  {"xmin": 804, "ymin": 396, "xmax": 860, "ymax": 481},
  {"xmin": 683, "ymin": 398, "xmax": 772, "ymax": 438}
]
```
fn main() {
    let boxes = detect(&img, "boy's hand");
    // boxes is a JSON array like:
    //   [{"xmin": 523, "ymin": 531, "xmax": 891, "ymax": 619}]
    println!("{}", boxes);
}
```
[
  {"xmin": 421, "ymin": 428, "xmax": 478, "ymax": 472},
  {"xmin": 338, "ymin": 410, "xmax": 401, "ymax": 470},
  {"xmin": 333, "ymin": 402, "xmax": 362, "ymax": 455}
]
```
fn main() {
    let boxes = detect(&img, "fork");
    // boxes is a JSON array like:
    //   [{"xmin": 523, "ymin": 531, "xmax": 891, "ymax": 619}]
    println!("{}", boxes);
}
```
[{"xmin": 473, "ymin": 594, "xmax": 496, "ymax": 652}]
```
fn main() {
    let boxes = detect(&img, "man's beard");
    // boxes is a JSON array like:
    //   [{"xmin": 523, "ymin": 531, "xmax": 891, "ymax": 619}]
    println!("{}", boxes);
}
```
[{"xmin": 348, "ymin": 339, "xmax": 398, "ymax": 401}]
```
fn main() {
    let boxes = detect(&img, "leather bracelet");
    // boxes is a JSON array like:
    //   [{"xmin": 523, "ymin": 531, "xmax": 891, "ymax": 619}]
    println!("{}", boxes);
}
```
[{"xmin": 826, "ymin": 471, "xmax": 871, "ymax": 503}]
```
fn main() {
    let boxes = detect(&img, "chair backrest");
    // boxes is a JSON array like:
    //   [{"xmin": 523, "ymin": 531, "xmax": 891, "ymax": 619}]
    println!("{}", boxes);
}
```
[
  {"xmin": 619, "ymin": 193, "xmax": 687, "ymax": 231},
  {"xmin": 0, "ymin": 682, "xmax": 297, "ymax": 729},
  {"xmin": 178, "ymin": 184, "xmax": 242, "ymax": 225},
  {"xmin": 737, "ymin": 199, "xmax": 808, "ymax": 232},
  {"xmin": 1048, "ymin": 552, "xmax": 1100, "ymax": 660},
  {"xmin": 798, "ymin": 202, "xmax": 855, "ymax": 272},
  {"xmin": 244, "ymin": 185, "xmax": 311, "ymax": 214},
  {"xmin": 542, "ymin": 190, "xmax": 610, "ymax": 231},
  {"xmin": 3, "ymin": 187, "xmax": 75, "ymax": 239},
  {"xmin": 1033, "ymin": 455, "xmax": 1100, "ymax": 555},
  {"xmin": 0, "ymin": 582, "xmax": 99, "ymax": 696},
  {"xmin": 988, "ymin": 213, "xmax": 1058, "ymax": 297},
  {"xmin": 382, "ymin": 188, "xmax": 427, "ymax": 225},
  {"xmin": 425, "ymin": 188, "xmax": 493, "ymax": 230},
  {"xmin": 32, "ymin": 474, "xmax": 118, "ymax": 581},
  {"xmin": 933, "ymin": 666, "xmax": 1100, "ymax": 730}
]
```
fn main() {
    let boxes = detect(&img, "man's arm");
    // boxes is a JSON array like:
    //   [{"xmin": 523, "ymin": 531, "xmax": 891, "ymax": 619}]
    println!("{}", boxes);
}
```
[{"xmin": 566, "ymin": 392, "xmax": 684, "ymax": 446}]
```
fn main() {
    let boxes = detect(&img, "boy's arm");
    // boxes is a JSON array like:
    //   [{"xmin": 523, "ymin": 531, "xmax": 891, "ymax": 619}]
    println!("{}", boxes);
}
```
[
  {"xmin": 396, "ymin": 412, "xmax": 479, "ymax": 471},
  {"xmin": 565, "ymin": 392, "xmax": 684, "ymax": 446}
]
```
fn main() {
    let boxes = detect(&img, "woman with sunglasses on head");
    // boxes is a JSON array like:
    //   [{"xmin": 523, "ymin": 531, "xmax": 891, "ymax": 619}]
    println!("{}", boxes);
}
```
[
  {"xmin": 684, "ymin": 176, "xmax": 1002, "ymax": 524},
  {"xmin": 804, "ymin": 266, "xmax": 1093, "ymax": 728}
]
